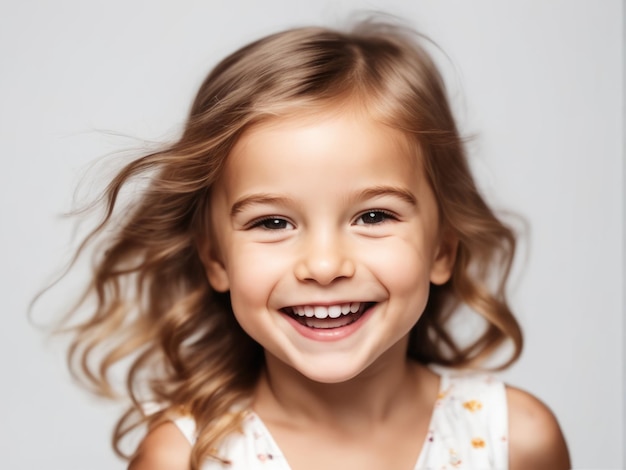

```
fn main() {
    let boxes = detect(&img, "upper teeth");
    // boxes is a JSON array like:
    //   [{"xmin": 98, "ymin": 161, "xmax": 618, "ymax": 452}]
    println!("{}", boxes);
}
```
[{"xmin": 291, "ymin": 303, "xmax": 362, "ymax": 319}]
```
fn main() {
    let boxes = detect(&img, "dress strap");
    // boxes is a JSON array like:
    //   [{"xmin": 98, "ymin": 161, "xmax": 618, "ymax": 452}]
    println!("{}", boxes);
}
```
[
  {"xmin": 416, "ymin": 373, "xmax": 509, "ymax": 469},
  {"xmin": 173, "ymin": 415, "xmax": 197, "ymax": 445}
]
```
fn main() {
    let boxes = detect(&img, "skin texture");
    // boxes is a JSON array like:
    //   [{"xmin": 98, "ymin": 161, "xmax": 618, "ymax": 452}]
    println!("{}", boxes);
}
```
[
  {"xmin": 507, "ymin": 386, "xmax": 571, "ymax": 469},
  {"xmin": 128, "ymin": 422, "xmax": 191, "ymax": 470},
  {"xmin": 129, "ymin": 108, "xmax": 570, "ymax": 469}
]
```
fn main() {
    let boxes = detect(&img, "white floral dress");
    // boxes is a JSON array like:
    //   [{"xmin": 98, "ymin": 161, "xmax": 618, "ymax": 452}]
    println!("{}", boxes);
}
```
[{"xmin": 174, "ymin": 373, "xmax": 509, "ymax": 469}]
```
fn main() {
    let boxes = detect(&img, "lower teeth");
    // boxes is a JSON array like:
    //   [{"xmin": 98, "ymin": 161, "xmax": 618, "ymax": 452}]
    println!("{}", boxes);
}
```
[{"xmin": 298, "ymin": 311, "xmax": 362, "ymax": 329}]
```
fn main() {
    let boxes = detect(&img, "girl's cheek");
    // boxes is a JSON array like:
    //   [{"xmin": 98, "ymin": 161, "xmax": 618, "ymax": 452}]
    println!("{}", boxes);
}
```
[
  {"xmin": 364, "ymin": 237, "xmax": 431, "ymax": 274},
  {"xmin": 228, "ymin": 249, "xmax": 287, "ymax": 298}
]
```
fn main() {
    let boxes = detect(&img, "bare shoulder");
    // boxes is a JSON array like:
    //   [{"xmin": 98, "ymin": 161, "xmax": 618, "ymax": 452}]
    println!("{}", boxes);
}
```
[
  {"xmin": 128, "ymin": 421, "xmax": 192, "ymax": 470},
  {"xmin": 506, "ymin": 385, "xmax": 571, "ymax": 470}
]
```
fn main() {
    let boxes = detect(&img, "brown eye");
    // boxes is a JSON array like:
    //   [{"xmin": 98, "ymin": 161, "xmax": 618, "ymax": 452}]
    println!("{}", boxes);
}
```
[
  {"xmin": 251, "ymin": 217, "xmax": 294, "ymax": 230},
  {"xmin": 356, "ymin": 210, "xmax": 395, "ymax": 225}
]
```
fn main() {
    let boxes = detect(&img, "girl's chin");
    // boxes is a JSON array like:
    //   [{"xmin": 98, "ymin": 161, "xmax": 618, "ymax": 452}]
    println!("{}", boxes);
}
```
[{"xmin": 281, "ymin": 354, "xmax": 380, "ymax": 385}]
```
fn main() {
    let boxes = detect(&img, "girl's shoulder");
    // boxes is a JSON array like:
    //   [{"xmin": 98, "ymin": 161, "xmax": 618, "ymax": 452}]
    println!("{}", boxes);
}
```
[
  {"xmin": 506, "ymin": 385, "xmax": 570, "ymax": 470},
  {"xmin": 130, "ymin": 410, "xmax": 284, "ymax": 470},
  {"xmin": 128, "ymin": 421, "xmax": 191, "ymax": 470}
]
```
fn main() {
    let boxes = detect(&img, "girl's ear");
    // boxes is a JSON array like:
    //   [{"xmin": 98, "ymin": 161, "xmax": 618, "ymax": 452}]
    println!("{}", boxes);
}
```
[
  {"xmin": 197, "ymin": 238, "xmax": 230, "ymax": 293},
  {"xmin": 429, "ymin": 231, "xmax": 459, "ymax": 286}
]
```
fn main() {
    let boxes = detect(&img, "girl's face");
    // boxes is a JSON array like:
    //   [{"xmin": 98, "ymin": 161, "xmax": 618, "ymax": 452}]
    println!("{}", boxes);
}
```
[{"xmin": 201, "ymin": 107, "xmax": 456, "ymax": 383}]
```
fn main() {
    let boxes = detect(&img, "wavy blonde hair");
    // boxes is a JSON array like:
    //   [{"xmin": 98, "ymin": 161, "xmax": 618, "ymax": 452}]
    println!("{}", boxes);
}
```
[{"xmin": 59, "ymin": 20, "xmax": 522, "ymax": 468}]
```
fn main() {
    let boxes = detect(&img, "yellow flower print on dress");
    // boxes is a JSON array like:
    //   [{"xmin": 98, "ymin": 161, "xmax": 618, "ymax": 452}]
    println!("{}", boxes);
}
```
[
  {"xmin": 462, "ymin": 399, "xmax": 483, "ymax": 412},
  {"xmin": 471, "ymin": 438, "xmax": 486, "ymax": 448},
  {"xmin": 438, "ymin": 385, "xmax": 452, "ymax": 401}
]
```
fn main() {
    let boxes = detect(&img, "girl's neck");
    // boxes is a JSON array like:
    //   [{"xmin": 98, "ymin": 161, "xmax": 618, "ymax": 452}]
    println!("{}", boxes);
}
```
[{"xmin": 252, "ymin": 339, "xmax": 438, "ymax": 429}]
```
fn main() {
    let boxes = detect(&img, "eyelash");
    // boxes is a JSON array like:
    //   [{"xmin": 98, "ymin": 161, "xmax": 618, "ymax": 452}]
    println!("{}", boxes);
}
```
[
  {"xmin": 248, "ymin": 217, "xmax": 294, "ymax": 230},
  {"xmin": 354, "ymin": 209, "xmax": 398, "ymax": 225}
]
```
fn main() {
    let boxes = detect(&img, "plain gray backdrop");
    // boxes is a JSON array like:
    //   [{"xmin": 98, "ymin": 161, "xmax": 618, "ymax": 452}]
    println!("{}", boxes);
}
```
[{"xmin": 0, "ymin": 1, "xmax": 623, "ymax": 469}]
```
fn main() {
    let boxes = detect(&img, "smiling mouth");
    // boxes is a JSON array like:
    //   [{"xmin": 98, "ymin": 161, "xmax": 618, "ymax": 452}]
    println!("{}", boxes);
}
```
[{"xmin": 282, "ymin": 302, "xmax": 375, "ymax": 329}]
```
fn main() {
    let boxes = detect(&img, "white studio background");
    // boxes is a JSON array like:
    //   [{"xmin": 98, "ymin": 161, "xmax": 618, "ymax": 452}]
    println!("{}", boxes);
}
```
[{"xmin": 0, "ymin": 1, "xmax": 622, "ymax": 469}]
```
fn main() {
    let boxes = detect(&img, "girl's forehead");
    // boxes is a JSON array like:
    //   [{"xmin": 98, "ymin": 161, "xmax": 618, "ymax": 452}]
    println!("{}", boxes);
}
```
[
  {"xmin": 236, "ymin": 102, "xmax": 420, "ymax": 163},
  {"xmin": 217, "ymin": 105, "xmax": 425, "ymax": 194}
]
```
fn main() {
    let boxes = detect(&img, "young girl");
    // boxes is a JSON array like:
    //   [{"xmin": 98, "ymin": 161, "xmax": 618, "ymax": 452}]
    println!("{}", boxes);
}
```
[{"xmin": 61, "ymin": 20, "xmax": 570, "ymax": 470}]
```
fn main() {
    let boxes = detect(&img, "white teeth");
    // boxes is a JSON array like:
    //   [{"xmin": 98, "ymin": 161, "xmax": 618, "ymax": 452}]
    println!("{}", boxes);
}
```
[
  {"xmin": 328, "ymin": 305, "xmax": 342, "ymax": 318},
  {"xmin": 289, "ymin": 303, "xmax": 364, "ymax": 318},
  {"xmin": 314, "ymin": 306, "xmax": 327, "ymax": 319}
]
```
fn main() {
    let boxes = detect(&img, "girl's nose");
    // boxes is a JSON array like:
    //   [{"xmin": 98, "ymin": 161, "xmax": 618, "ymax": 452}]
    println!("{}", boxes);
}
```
[{"xmin": 294, "ymin": 233, "xmax": 356, "ymax": 285}]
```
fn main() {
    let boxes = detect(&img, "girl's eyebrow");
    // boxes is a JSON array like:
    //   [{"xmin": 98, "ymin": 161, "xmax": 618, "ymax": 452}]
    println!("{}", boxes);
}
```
[
  {"xmin": 230, "ymin": 186, "xmax": 416, "ymax": 216},
  {"xmin": 230, "ymin": 194, "xmax": 293, "ymax": 216},
  {"xmin": 356, "ymin": 186, "xmax": 417, "ymax": 207}
]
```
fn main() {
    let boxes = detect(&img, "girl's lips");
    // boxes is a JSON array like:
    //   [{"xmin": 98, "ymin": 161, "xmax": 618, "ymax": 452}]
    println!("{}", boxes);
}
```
[{"xmin": 281, "ymin": 303, "xmax": 376, "ymax": 341}]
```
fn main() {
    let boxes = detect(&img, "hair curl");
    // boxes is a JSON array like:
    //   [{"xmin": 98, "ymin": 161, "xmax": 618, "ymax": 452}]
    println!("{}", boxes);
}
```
[{"xmin": 59, "ymin": 20, "xmax": 522, "ymax": 469}]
